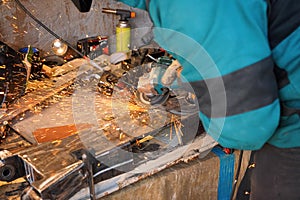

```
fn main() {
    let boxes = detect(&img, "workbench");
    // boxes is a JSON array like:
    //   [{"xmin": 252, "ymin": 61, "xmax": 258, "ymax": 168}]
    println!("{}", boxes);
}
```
[{"xmin": 0, "ymin": 57, "xmax": 246, "ymax": 200}]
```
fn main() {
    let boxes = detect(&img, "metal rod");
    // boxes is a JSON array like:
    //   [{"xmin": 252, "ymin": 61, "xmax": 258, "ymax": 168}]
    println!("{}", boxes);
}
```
[
  {"xmin": 230, "ymin": 150, "xmax": 244, "ymax": 200},
  {"xmin": 82, "ymin": 153, "xmax": 96, "ymax": 200},
  {"xmin": 102, "ymin": 8, "xmax": 117, "ymax": 14}
]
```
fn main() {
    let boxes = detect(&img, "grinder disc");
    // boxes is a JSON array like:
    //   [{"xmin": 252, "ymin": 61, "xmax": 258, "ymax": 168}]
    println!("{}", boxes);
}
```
[{"xmin": 136, "ymin": 88, "xmax": 170, "ymax": 106}]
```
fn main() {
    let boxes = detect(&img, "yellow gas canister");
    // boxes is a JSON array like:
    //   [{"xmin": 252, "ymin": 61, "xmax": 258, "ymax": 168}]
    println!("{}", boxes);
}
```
[
  {"xmin": 102, "ymin": 8, "xmax": 136, "ymax": 53},
  {"xmin": 116, "ymin": 20, "xmax": 131, "ymax": 52}
]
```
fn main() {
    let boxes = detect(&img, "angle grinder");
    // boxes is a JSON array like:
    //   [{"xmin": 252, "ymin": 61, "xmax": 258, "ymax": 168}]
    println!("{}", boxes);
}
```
[{"xmin": 136, "ymin": 57, "xmax": 182, "ymax": 106}]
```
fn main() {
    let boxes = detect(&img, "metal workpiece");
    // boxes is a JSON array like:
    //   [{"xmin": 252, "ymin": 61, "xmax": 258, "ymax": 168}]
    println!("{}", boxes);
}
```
[
  {"xmin": 0, "ymin": 112, "xmax": 210, "ymax": 199},
  {"xmin": 0, "ymin": 50, "xmax": 216, "ymax": 199}
]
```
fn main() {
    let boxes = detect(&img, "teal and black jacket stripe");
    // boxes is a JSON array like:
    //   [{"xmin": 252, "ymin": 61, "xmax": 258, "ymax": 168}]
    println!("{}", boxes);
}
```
[
  {"xmin": 267, "ymin": 0, "xmax": 300, "ymax": 148},
  {"xmin": 118, "ymin": 0, "xmax": 299, "ymax": 149},
  {"xmin": 188, "ymin": 57, "xmax": 277, "ymax": 118}
]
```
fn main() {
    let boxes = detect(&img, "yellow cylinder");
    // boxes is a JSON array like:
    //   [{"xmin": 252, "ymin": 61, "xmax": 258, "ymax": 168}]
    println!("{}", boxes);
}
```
[{"xmin": 116, "ymin": 21, "xmax": 131, "ymax": 52}]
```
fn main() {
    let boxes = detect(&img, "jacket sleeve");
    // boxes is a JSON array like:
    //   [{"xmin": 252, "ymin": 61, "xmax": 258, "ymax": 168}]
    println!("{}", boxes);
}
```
[{"xmin": 266, "ymin": 0, "xmax": 300, "ymax": 148}]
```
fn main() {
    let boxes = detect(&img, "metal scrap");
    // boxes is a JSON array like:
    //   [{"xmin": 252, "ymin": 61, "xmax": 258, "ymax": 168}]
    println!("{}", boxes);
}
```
[{"xmin": 169, "ymin": 114, "xmax": 184, "ymax": 145}]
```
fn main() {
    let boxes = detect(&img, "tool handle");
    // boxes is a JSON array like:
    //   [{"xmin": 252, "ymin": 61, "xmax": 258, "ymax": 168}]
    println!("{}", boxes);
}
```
[{"xmin": 102, "ymin": 8, "xmax": 135, "ymax": 21}]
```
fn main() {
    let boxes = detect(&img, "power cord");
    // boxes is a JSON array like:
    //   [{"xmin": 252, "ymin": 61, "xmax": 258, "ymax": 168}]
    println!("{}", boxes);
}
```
[
  {"xmin": 14, "ymin": 0, "xmax": 103, "ymax": 72},
  {"xmin": 14, "ymin": 0, "xmax": 84, "ymax": 57}
]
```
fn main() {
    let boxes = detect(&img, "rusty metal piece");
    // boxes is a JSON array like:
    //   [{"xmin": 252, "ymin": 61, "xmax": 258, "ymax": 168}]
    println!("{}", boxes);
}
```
[{"xmin": 32, "ymin": 123, "xmax": 92, "ymax": 143}]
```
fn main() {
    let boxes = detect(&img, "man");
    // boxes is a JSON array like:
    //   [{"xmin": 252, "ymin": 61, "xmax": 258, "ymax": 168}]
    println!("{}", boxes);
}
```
[{"xmin": 117, "ymin": 0, "xmax": 300, "ymax": 199}]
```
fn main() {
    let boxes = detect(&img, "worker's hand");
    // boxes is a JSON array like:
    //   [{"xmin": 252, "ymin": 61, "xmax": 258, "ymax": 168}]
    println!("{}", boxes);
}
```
[
  {"xmin": 137, "ymin": 59, "xmax": 182, "ymax": 95},
  {"xmin": 161, "ymin": 59, "xmax": 182, "ymax": 87}
]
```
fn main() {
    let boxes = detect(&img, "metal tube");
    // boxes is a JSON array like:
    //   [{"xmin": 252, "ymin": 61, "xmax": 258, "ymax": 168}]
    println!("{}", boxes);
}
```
[
  {"xmin": 102, "ymin": 8, "xmax": 117, "ymax": 14},
  {"xmin": 82, "ymin": 154, "xmax": 96, "ymax": 200}
]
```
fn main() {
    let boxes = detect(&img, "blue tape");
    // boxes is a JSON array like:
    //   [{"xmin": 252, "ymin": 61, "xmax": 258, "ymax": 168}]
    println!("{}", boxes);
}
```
[
  {"xmin": 212, "ymin": 147, "xmax": 235, "ymax": 200},
  {"xmin": 19, "ymin": 47, "xmax": 39, "ymax": 53}
]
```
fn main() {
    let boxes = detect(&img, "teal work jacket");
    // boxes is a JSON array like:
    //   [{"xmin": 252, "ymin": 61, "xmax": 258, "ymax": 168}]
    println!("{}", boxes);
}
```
[{"xmin": 118, "ymin": 0, "xmax": 300, "ymax": 150}]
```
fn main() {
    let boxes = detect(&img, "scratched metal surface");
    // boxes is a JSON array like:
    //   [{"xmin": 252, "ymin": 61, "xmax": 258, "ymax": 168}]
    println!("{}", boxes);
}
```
[
  {"xmin": 0, "ymin": 0, "xmax": 153, "ymax": 55},
  {"xmin": 0, "ymin": 55, "xmax": 215, "ymax": 199}
]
